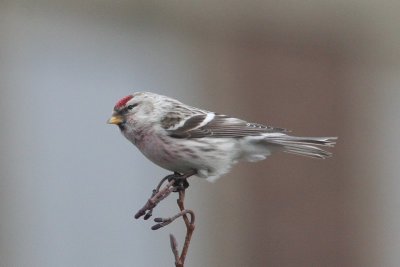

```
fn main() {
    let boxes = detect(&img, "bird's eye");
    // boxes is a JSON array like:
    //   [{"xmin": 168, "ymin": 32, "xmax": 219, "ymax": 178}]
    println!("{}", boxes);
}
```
[{"xmin": 127, "ymin": 104, "xmax": 138, "ymax": 110}]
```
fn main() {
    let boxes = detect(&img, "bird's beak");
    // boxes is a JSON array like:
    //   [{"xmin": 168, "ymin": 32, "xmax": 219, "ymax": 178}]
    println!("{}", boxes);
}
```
[{"xmin": 107, "ymin": 115, "xmax": 124, "ymax": 125}]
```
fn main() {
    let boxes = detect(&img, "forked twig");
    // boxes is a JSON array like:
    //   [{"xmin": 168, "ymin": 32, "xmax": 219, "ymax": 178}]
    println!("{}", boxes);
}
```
[
  {"xmin": 175, "ymin": 190, "xmax": 195, "ymax": 266},
  {"xmin": 134, "ymin": 179, "xmax": 175, "ymax": 220},
  {"xmin": 134, "ymin": 172, "xmax": 196, "ymax": 267}
]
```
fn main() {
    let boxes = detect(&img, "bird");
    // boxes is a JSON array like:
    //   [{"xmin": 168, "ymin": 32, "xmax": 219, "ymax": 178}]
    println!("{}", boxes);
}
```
[{"xmin": 108, "ymin": 92, "xmax": 337, "ymax": 182}]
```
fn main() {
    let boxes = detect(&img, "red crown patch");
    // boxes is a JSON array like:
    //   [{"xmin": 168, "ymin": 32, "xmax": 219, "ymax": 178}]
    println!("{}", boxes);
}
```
[{"xmin": 114, "ymin": 95, "xmax": 133, "ymax": 109}]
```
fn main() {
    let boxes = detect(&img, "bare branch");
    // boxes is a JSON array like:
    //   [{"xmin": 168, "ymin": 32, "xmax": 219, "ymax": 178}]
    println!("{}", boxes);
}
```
[
  {"xmin": 151, "ymin": 209, "xmax": 194, "ymax": 230},
  {"xmin": 135, "ymin": 172, "xmax": 196, "ymax": 267},
  {"xmin": 134, "ymin": 180, "xmax": 175, "ymax": 219},
  {"xmin": 169, "ymin": 234, "xmax": 180, "ymax": 265},
  {"xmin": 176, "ymin": 191, "xmax": 195, "ymax": 265}
]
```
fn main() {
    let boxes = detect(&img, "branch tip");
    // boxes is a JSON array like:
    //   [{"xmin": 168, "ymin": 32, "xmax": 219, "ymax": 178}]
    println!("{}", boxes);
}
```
[{"xmin": 135, "ymin": 172, "xmax": 196, "ymax": 266}]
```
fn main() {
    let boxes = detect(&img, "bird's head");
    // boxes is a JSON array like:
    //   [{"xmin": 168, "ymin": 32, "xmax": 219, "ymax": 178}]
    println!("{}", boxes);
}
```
[{"xmin": 107, "ymin": 92, "xmax": 167, "ymax": 132}]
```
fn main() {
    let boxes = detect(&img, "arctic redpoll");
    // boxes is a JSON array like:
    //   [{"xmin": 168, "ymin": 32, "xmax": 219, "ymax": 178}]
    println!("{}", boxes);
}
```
[{"xmin": 108, "ymin": 92, "xmax": 336, "ymax": 181}]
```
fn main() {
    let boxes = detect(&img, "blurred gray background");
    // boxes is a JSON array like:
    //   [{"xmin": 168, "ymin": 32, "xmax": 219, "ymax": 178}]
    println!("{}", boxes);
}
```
[{"xmin": 1, "ymin": 1, "xmax": 400, "ymax": 266}]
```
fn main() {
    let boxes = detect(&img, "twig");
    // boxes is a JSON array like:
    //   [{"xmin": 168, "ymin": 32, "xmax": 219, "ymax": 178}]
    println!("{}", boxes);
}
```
[
  {"xmin": 134, "ymin": 179, "xmax": 175, "ymax": 219},
  {"xmin": 135, "ymin": 172, "xmax": 196, "ymax": 267},
  {"xmin": 143, "ymin": 176, "xmax": 173, "ymax": 220},
  {"xmin": 176, "ymin": 190, "xmax": 195, "ymax": 266},
  {"xmin": 150, "ymin": 191, "xmax": 195, "ymax": 267},
  {"xmin": 169, "ymin": 234, "xmax": 180, "ymax": 264},
  {"xmin": 151, "ymin": 209, "xmax": 194, "ymax": 230}
]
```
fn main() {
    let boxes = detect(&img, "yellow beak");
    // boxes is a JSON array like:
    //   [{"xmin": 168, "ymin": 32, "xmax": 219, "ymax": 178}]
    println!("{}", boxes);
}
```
[{"xmin": 107, "ymin": 115, "xmax": 124, "ymax": 125}]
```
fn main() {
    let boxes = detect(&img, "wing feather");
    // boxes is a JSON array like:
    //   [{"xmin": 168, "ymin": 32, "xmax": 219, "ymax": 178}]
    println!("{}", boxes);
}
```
[{"xmin": 165, "ymin": 113, "xmax": 287, "ymax": 138}]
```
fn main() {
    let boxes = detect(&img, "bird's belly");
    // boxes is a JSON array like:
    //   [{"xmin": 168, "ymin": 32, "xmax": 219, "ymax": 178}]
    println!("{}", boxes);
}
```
[
  {"xmin": 136, "ymin": 135, "xmax": 195, "ymax": 173},
  {"xmin": 135, "ymin": 135, "xmax": 239, "ymax": 178}
]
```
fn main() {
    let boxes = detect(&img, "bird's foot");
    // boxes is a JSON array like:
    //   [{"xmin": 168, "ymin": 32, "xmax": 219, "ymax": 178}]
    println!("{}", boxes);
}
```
[{"xmin": 167, "ymin": 173, "xmax": 190, "ymax": 192}]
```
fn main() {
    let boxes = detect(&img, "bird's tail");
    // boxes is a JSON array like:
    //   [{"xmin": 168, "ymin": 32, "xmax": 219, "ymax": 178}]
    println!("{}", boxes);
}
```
[{"xmin": 264, "ymin": 135, "xmax": 337, "ymax": 159}]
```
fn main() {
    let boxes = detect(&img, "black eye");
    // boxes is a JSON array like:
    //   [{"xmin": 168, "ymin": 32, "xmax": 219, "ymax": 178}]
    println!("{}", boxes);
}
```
[{"xmin": 127, "ymin": 104, "xmax": 138, "ymax": 110}]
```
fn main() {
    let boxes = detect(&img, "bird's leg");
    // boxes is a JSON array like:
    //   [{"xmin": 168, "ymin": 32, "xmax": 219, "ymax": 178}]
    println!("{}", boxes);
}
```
[
  {"xmin": 167, "ymin": 170, "xmax": 196, "ymax": 192},
  {"xmin": 168, "ymin": 172, "xmax": 189, "ymax": 192}
]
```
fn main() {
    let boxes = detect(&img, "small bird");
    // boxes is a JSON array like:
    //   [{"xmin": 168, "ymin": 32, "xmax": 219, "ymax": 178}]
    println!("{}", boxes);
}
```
[{"xmin": 108, "ymin": 92, "xmax": 336, "ymax": 182}]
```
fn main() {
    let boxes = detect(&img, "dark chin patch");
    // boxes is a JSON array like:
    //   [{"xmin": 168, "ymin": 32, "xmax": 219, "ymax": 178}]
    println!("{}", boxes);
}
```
[{"xmin": 118, "ymin": 124, "xmax": 126, "ymax": 131}]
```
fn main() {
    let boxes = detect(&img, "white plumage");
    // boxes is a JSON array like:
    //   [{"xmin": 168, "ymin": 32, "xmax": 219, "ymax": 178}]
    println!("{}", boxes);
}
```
[{"xmin": 108, "ymin": 92, "xmax": 337, "ymax": 181}]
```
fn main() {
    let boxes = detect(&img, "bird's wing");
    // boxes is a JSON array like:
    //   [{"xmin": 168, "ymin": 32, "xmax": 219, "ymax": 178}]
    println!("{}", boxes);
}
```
[{"xmin": 163, "ymin": 112, "xmax": 288, "ymax": 139}]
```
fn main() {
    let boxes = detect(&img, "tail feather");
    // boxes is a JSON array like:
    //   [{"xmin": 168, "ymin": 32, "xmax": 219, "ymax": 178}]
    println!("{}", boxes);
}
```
[{"xmin": 265, "ymin": 136, "xmax": 337, "ymax": 159}]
